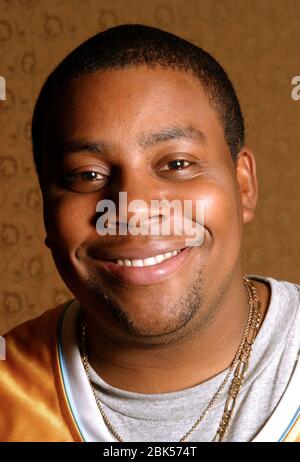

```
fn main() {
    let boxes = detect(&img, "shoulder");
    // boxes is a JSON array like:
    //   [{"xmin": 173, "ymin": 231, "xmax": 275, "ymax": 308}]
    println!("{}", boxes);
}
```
[
  {"xmin": 0, "ymin": 301, "xmax": 81, "ymax": 442},
  {"xmin": 3, "ymin": 302, "xmax": 70, "ymax": 364},
  {"xmin": 248, "ymin": 274, "xmax": 300, "ymax": 310}
]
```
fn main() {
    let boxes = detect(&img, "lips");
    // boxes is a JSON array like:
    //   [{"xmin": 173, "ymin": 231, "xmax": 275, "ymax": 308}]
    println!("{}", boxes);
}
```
[{"xmin": 91, "ymin": 245, "xmax": 194, "ymax": 285}]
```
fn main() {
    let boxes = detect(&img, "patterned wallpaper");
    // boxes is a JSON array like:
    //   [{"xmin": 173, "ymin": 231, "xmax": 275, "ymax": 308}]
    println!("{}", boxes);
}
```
[{"xmin": 0, "ymin": 0, "xmax": 300, "ymax": 334}]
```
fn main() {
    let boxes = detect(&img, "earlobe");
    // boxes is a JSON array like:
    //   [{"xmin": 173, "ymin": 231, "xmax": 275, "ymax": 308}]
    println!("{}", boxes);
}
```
[{"xmin": 236, "ymin": 148, "xmax": 258, "ymax": 224}]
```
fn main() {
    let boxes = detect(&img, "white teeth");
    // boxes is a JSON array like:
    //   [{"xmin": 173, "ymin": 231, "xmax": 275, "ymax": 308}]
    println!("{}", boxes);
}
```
[
  {"xmin": 143, "ymin": 257, "xmax": 157, "ymax": 266},
  {"xmin": 115, "ymin": 249, "xmax": 182, "ymax": 267},
  {"xmin": 131, "ymin": 259, "xmax": 144, "ymax": 267},
  {"xmin": 155, "ymin": 254, "xmax": 165, "ymax": 264}
]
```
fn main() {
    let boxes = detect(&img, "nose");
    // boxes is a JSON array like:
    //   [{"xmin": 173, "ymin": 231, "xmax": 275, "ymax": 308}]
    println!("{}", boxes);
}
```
[{"xmin": 99, "ymin": 166, "xmax": 163, "ymax": 235}]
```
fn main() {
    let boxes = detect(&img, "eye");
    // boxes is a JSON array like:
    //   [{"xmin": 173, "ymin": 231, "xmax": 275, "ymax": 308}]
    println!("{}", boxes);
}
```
[
  {"xmin": 63, "ymin": 168, "xmax": 108, "ymax": 192},
  {"xmin": 76, "ymin": 171, "xmax": 104, "ymax": 181},
  {"xmin": 159, "ymin": 159, "xmax": 192, "ymax": 171},
  {"xmin": 155, "ymin": 155, "xmax": 206, "ymax": 181}
]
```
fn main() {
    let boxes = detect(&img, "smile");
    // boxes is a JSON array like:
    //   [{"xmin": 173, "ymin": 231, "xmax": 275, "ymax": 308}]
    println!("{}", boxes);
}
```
[
  {"xmin": 115, "ymin": 249, "xmax": 182, "ymax": 267},
  {"xmin": 94, "ymin": 246, "xmax": 194, "ymax": 285}
]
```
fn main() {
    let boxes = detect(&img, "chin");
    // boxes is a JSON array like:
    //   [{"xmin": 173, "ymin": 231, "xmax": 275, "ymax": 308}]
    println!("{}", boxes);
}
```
[{"xmin": 105, "ymin": 300, "xmax": 197, "ymax": 342}]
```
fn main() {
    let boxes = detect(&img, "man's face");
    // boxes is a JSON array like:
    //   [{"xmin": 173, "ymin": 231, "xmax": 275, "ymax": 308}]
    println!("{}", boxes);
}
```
[{"xmin": 43, "ymin": 66, "xmax": 248, "ymax": 344}]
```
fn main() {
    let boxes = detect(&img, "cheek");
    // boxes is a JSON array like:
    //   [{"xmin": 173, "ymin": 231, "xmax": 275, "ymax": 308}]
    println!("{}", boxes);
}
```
[
  {"xmin": 205, "ymin": 185, "xmax": 241, "ymax": 236},
  {"xmin": 202, "ymin": 183, "xmax": 243, "ymax": 285},
  {"xmin": 43, "ymin": 194, "xmax": 99, "ymax": 251},
  {"xmin": 189, "ymin": 175, "xmax": 242, "ymax": 252}
]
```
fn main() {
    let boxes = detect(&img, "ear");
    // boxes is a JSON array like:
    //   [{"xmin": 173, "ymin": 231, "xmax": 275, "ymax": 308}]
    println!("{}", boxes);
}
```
[
  {"xmin": 235, "ymin": 147, "xmax": 258, "ymax": 224},
  {"xmin": 44, "ymin": 235, "xmax": 51, "ymax": 248}
]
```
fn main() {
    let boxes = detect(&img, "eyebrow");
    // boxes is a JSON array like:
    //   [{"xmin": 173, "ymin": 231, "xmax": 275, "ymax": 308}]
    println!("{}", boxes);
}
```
[
  {"xmin": 59, "ymin": 139, "xmax": 111, "ymax": 156},
  {"xmin": 59, "ymin": 124, "xmax": 206, "ymax": 156},
  {"xmin": 137, "ymin": 125, "xmax": 207, "ymax": 149}
]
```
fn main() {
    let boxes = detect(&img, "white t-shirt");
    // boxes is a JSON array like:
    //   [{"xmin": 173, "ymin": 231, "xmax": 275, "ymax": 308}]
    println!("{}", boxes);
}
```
[
  {"xmin": 58, "ymin": 275, "xmax": 300, "ymax": 442},
  {"xmin": 87, "ymin": 275, "xmax": 300, "ymax": 442}
]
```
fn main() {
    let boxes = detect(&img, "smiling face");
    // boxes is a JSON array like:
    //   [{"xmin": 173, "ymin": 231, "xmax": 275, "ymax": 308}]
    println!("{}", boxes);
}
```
[{"xmin": 42, "ymin": 66, "xmax": 257, "ymax": 344}]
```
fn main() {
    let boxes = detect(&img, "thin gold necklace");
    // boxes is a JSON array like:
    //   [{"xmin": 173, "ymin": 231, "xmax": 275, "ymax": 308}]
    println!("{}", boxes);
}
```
[{"xmin": 79, "ymin": 276, "xmax": 261, "ymax": 442}]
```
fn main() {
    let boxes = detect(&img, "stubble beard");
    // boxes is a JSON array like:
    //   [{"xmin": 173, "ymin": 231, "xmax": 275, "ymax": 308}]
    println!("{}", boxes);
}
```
[
  {"xmin": 84, "ymin": 266, "xmax": 207, "ymax": 345},
  {"xmin": 82, "ymin": 252, "xmax": 237, "ymax": 346}
]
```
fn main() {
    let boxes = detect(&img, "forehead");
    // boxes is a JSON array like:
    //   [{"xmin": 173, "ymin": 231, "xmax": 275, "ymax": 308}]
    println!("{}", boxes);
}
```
[{"xmin": 50, "ymin": 66, "xmax": 226, "ymax": 150}]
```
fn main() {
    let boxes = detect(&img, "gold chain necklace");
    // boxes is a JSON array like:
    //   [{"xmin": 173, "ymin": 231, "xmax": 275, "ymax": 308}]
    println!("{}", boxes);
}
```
[{"xmin": 79, "ymin": 276, "xmax": 261, "ymax": 442}]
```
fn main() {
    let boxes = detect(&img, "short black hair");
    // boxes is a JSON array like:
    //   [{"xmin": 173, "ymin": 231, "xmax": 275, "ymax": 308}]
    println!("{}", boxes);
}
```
[{"xmin": 31, "ymin": 23, "xmax": 245, "ymax": 179}]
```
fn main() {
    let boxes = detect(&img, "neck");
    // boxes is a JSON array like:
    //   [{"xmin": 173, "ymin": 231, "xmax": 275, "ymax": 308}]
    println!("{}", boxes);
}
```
[{"xmin": 82, "ymin": 274, "xmax": 269, "ymax": 394}]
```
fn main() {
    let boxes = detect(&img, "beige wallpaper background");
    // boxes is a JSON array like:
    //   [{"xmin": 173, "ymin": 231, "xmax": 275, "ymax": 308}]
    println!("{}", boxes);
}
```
[{"xmin": 0, "ymin": 0, "xmax": 299, "ymax": 334}]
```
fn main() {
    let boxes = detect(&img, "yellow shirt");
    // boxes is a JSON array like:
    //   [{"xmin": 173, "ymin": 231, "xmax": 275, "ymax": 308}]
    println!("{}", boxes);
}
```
[{"xmin": 0, "ymin": 301, "xmax": 299, "ymax": 442}]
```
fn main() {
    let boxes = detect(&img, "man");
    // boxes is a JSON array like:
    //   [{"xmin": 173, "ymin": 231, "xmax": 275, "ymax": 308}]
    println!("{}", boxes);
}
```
[{"xmin": 0, "ymin": 24, "xmax": 299, "ymax": 442}]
